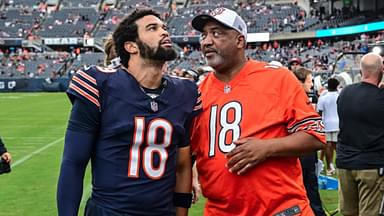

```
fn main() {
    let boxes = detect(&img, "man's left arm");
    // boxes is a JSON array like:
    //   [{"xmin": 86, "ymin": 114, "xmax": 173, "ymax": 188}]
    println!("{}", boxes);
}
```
[{"xmin": 174, "ymin": 146, "xmax": 192, "ymax": 216}]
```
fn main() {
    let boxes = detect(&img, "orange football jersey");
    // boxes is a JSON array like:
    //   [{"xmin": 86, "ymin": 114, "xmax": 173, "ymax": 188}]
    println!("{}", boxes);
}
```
[{"xmin": 190, "ymin": 60, "xmax": 325, "ymax": 216}]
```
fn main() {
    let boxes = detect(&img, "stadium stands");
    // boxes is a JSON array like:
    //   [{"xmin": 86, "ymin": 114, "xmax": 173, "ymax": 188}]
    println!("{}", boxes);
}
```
[{"xmin": 0, "ymin": 0, "xmax": 382, "ymax": 84}]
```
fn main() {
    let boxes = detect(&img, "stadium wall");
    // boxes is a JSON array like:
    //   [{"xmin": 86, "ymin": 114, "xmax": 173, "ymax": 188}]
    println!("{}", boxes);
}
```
[{"xmin": 0, "ymin": 78, "xmax": 69, "ymax": 92}]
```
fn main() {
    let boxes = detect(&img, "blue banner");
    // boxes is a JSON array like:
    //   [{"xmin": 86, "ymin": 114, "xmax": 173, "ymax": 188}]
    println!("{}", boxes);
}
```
[{"xmin": 316, "ymin": 21, "xmax": 384, "ymax": 38}]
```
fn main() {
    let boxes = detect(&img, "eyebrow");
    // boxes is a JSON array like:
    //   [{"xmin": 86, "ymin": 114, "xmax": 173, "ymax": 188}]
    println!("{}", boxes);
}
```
[{"xmin": 145, "ymin": 22, "xmax": 166, "ymax": 29}]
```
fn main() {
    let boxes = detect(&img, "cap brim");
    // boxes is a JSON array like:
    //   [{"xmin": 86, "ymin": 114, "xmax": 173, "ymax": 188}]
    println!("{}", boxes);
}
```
[{"xmin": 191, "ymin": 14, "xmax": 215, "ymax": 32}]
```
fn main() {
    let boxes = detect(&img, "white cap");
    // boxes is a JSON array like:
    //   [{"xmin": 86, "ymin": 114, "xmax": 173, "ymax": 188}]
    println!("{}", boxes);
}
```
[
  {"xmin": 192, "ymin": 7, "xmax": 247, "ymax": 41},
  {"xmin": 269, "ymin": 60, "xmax": 283, "ymax": 67}
]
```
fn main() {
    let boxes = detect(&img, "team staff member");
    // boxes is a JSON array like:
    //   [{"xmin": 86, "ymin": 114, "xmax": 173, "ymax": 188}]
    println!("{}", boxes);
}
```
[
  {"xmin": 293, "ymin": 67, "xmax": 326, "ymax": 216},
  {"xmin": 190, "ymin": 7, "xmax": 325, "ymax": 216},
  {"xmin": 57, "ymin": 8, "xmax": 201, "ymax": 216}
]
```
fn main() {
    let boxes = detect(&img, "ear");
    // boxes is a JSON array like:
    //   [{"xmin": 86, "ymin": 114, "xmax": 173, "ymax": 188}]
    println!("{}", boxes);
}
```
[
  {"xmin": 124, "ymin": 41, "xmax": 138, "ymax": 54},
  {"xmin": 236, "ymin": 35, "xmax": 246, "ymax": 49}
]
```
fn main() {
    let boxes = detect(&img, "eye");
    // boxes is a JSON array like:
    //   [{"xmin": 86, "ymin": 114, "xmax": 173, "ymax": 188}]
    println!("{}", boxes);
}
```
[
  {"xmin": 212, "ymin": 31, "xmax": 220, "ymax": 37},
  {"xmin": 148, "ymin": 26, "xmax": 156, "ymax": 31},
  {"xmin": 200, "ymin": 33, "xmax": 207, "ymax": 41}
]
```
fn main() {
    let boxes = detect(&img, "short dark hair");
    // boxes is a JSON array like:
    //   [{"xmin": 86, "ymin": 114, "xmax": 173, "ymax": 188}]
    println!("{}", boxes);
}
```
[
  {"xmin": 112, "ymin": 8, "xmax": 162, "ymax": 67},
  {"xmin": 327, "ymin": 78, "xmax": 339, "ymax": 91}
]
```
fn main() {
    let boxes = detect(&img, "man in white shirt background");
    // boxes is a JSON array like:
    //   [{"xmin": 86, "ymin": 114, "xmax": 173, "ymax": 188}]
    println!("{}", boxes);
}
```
[{"xmin": 317, "ymin": 77, "xmax": 340, "ymax": 175}]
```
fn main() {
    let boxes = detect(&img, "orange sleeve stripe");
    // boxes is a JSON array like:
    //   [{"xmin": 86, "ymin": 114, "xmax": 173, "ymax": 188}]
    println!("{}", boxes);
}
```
[
  {"xmin": 72, "ymin": 76, "xmax": 99, "ymax": 97},
  {"xmin": 78, "ymin": 70, "xmax": 97, "ymax": 85},
  {"xmin": 69, "ymin": 83, "xmax": 100, "ymax": 108}
]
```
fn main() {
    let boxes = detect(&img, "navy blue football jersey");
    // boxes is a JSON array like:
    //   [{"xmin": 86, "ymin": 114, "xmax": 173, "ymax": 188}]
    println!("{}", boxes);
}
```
[{"xmin": 66, "ymin": 66, "xmax": 201, "ymax": 215}]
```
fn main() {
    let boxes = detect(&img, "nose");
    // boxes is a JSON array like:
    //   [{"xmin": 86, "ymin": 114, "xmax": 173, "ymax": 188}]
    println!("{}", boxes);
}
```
[{"xmin": 161, "ymin": 28, "xmax": 169, "ymax": 37}]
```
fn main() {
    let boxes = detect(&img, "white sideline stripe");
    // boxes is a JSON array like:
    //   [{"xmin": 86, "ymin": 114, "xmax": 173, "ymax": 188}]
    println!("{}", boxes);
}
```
[{"xmin": 11, "ymin": 137, "xmax": 64, "ymax": 168}]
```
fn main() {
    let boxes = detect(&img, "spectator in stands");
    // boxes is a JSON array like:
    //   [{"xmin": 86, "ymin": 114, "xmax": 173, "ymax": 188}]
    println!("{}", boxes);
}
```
[
  {"xmin": 317, "ymin": 78, "xmax": 340, "ymax": 176},
  {"xmin": 190, "ymin": 7, "xmax": 325, "ymax": 215},
  {"xmin": 293, "ymin": 67, "xmax": 326, "ymax": 216},
  {"xmin": 288, "ymin": 57, "xmax": 302, "ymax": 71},
  {"xmin": 336, "ymin": 52, "xmax": 384, "ymax": 216},
  {"xmin": 57, "ymin": 8, "xmax": 201, "ymax": 216}
]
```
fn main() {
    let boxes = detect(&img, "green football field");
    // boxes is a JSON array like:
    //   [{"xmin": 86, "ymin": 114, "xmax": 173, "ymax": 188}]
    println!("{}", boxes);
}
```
[{"xmin": 0, "ymin": 93, "xmax": 340, "ymax": 216}]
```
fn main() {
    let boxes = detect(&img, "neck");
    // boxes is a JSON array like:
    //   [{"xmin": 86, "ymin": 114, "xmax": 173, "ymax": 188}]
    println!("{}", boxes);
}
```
[
  {"xmin": 214, "ymin": 56, "xmax": 247, "ymax": 83},
  {"xmin": 362, "ymin": 77, "xmax": 379, "ymax": 86},
  {"xmin": 125, "ymin": 57, "xmax": 164, "ymax": 89}
]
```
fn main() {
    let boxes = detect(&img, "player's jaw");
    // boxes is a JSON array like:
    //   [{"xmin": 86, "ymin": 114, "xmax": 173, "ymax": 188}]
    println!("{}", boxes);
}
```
[{"xmin": 137, "ymin": 38, "xmax": 177, "ymax": 61}]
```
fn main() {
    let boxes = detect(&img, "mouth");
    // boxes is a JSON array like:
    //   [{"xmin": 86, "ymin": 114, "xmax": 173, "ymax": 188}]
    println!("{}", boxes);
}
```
[{"xmin": 161, "ymin": 38, "xmax": 173, "ymax": 47}]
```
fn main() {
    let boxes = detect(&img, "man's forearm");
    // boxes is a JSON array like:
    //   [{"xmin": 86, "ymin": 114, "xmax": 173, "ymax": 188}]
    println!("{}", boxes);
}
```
[{"xmin": 268, "ymin": 131, "xmax": 325, "ymax": 157}]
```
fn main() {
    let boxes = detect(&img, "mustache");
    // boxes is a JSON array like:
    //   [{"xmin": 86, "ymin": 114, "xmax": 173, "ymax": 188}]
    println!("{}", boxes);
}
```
[{"xmin": 203, "ymin": 47, "xmax": 217, "ymax": 54}]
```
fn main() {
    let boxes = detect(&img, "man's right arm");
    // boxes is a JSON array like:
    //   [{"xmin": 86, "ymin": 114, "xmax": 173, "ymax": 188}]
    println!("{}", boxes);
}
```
[{"xmin": 57, "ymin": 99, "xmax": 99, "ymax": 216}]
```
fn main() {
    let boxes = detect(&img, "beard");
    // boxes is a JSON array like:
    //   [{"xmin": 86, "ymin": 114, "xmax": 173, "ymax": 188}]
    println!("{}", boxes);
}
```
[
  {"xmin": 137, "ymin": 39, "xmax": 177, "ymax": 61},
  {"xmin": 205, "ymin": 52, "xmax": 225, "ymax": 70}
]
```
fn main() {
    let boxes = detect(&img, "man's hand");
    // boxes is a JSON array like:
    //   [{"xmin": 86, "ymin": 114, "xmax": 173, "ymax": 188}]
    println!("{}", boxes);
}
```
[
  {"xmin": 226, "ymin": 138, "xmax": 271, "ymax": 175},
  {"xmin": 192, "ymin": 178, "xmax": 201, "ymax": 204},
  {"xmin": 191, "ymin": 165, "xmax": 201, "ymax": 204},
  {"xmin": 1, "ymin": 152, "xmax": 12, "ymax": 163}
]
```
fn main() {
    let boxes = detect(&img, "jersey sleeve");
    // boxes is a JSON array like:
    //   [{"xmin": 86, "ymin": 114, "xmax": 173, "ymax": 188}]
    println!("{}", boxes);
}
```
[
  {"xmin": 67, "ymin": 67, "xmax": 101, "ymax": 110},
  {"xmin": 282, "ymin": 71, "xmax": 325, "ymax": 143},
  {"xmin": 192, "ymin": 88, "xmax": 202, "ymax": 116},
  {"xmin": 178, "ymin": 80, "xmax": 202, "ymax": 148},
  {"xmin": 57, "ymin": 99, "xmax": 99, "ymax": 216}
]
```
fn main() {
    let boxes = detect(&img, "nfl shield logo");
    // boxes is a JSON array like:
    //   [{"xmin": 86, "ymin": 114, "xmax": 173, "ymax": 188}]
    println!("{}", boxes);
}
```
[
  {"xmin": 224, "ymin": 84, "xmax": 231, "ymax": 94},
  {"xmin": 150, "ymin": 100, "xmax": 158, "ymax": 112}
]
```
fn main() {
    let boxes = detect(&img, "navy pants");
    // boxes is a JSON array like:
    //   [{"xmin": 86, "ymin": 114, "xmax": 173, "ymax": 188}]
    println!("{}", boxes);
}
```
[{"xmin": 300, "ymin": 153, "xmax": 326, "ymax": 216}]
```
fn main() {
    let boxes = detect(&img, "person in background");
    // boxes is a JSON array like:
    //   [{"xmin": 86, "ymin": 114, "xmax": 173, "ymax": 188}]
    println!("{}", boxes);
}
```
[
  {"xmin": 293, "ymin": 67, "xmax": 326, "ymax": 216},
  {"xmin": 0, "ymin": 137, "xmax": 11, "ymax": 163},
  {"xmin": 190, "ymin": 7, "xmax": 325, "ymax": 215},
  {"xmin": 103, "ymin": 34, "xmax": 120, "ymax": 68},
  {"xmin": 336, "ymin": 52, "xmax": 384, "ymax": 216},
  {"xmin": 57, "ymin": 8, "xmax": 201, "ymax": 216},
  {"xmin": 0, "ymin": 137, "xmax": 11, "ymax": 174},
  {"xmin": 317, "ymin": 77, "xmax": 340, "ymax": 176}
]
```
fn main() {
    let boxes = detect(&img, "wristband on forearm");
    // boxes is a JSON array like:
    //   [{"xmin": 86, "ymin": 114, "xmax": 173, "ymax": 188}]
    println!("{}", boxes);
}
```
[{"xmin": 173, "ymin": 192, "xmax": 193, "ymax": 208}]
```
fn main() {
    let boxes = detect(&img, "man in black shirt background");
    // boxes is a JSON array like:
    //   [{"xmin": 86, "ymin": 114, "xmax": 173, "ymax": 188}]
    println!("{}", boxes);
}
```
[{"xmin": 337, "ymin": 52, "xmax": 384, "ymax": 216}]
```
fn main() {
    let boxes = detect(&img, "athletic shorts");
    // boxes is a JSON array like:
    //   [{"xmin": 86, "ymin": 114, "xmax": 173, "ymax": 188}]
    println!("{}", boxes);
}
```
[
  {"xmin": 338, "ymin": 168, "xmax": 384, "ymax": 216},
  {"xmin": 325, "ymin": 131, "xmax": 338, "ymax": 142}
]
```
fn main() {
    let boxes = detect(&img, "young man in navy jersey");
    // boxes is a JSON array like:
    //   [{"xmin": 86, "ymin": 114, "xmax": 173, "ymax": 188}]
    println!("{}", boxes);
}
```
[{"xmin": 57, "ymin": 8, "xmax": 201, "ymax": 216}]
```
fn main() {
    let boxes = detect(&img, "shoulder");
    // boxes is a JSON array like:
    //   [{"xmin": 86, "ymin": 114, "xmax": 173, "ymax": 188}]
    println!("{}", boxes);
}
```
[
  {"xmin": 249, "ymin": 60, "xmax": 291, "ymax": 74},
  {"xmin": 67, "ymin": 65, "xmax": 118, "ymax": 109},
  {"xmin": 74, "ymin": 65, "xmax": 118, "ymax": 83},
  {"xmin": 166, "ymin": 75, "xmax": 198, "ymax": 93}
]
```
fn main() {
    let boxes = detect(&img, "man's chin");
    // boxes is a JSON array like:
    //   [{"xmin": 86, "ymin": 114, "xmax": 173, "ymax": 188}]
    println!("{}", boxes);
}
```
[{"xmin": 206, "ymin": 59, "xmax": 222, "ymax": 69}]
